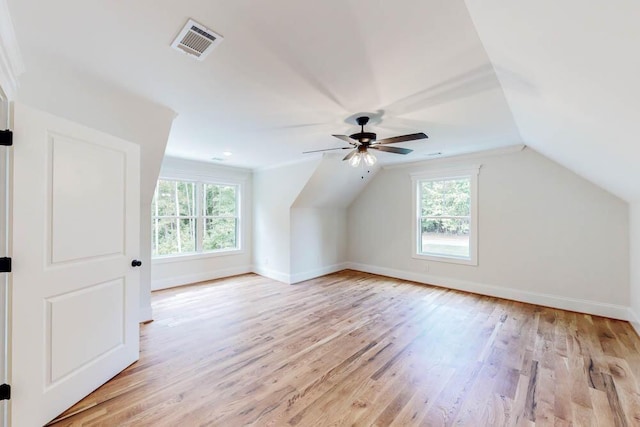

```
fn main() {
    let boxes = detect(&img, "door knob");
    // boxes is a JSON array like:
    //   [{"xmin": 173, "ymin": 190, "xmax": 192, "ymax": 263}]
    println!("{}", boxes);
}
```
[{"xmin": 131, "ymin": 260, "xmax": 142, "ymax": 267}]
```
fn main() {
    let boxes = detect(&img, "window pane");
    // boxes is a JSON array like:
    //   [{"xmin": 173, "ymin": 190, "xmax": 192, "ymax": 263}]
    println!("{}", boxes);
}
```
[
  {"xmin": 203, "ymin": 218, "xmax": 237, "ymax": 251},
  {"xmin": 152, "ymin": 218, "xmax": 197, "ymax": 256},
  {"xmin": 204, "ymin": 184, "xmax": 236, "ymax": 216},
  {"xmin": 421, "ymin": 178, "xmax": 470, "ymax": 217},
  {"xmin": 420, "ymin": 217, "xmax": 470, "ymax": 258},
  {"xmin": 153, "ymin": 180, "xmax": 196, "ymax": 217}
]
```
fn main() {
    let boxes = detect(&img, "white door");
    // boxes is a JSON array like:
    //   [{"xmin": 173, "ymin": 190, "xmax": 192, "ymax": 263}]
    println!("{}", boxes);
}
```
[{"xmin": 10, "ymin": 103, "xmax": 141, "ymax": 426}]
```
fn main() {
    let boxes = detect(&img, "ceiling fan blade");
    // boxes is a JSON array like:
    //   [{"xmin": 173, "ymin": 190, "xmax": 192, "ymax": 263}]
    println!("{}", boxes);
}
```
[
  {"xmin": 302, "ymin": 147, "xmax": 352, "ymax": 154},
  {"xmin": 375, "ymin": 132, "xmax": 428, "ymax": 145},
  {"xmin": 343, "ymin": 150, "xmax": 357, "ymax": 161},
  {"xmin": 370, "ymin": 145, "xmax": 413, "ymax": 155},
  {"xmin": 332, "ymin": 134, "xmax": 354, "ymax": 143}
]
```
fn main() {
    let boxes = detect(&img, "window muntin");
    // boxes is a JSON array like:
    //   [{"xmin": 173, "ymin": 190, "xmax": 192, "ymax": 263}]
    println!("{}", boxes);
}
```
[{"xmin": 152, "ymin": 180, "xmax": 240, "ymax": 257}]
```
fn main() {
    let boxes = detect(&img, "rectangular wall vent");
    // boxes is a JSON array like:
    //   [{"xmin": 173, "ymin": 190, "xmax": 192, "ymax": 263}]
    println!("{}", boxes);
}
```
[{"xmin": 171, "ymin": 19, "xmax": 223, "ymax": 61}]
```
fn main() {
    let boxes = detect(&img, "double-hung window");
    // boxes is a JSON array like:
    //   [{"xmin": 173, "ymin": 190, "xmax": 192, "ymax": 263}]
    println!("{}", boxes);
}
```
[
  {"xmin": 202, "ymin": 183, "xmax": 238, "ymax": 251},
  {"xmin": 152, "ymin": 179, "xmax": 240, "ymax": 258},
  {"xmin": 412, "ymin": 166, "xmax": 479, "ymax": 265}
]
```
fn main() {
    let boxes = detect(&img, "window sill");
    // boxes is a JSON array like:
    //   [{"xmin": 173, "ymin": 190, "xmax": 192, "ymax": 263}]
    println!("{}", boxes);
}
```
[
  {"xmin": 412, "ymin": 253, "xmax": 477, "ymax": 266},
  {"xmin": 152, "ymin": 249, "xmax": 244, "ymax": 264}
]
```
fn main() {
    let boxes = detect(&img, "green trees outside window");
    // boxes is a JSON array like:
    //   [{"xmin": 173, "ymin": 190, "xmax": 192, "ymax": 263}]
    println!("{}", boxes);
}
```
[
  {"xmin": 152, "ymin": 179, "xmax": 239, "ymax": 257},
  {"xmin": 418, "ymin": 177, "xmax": 471, "ymax": 258},
  {"xmin": 203, "ymin": 183, "xmax": 237, "ymax": 251}
]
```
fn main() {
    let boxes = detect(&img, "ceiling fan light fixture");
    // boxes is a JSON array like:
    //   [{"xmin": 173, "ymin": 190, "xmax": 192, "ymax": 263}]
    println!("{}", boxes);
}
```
[
  {"xmin": 363, "ymin": 151, "xmax": 377, "ymax": 166},
  {"xmin": 349, "ymin": 152, "xmax": 362, "ymax": 167}
]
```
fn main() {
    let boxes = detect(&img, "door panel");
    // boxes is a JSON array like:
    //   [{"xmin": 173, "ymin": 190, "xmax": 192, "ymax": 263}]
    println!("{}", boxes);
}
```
[
  {"xmin": 48, "ymin": 278, "xmax": 125, "ymax": 385},
  {"xmin": 10, "ymin": 103, "xmax": 140, "ymax": 427},
  {"xmin": 50, "ymin": 133, "xmax": 126, "ymax": 264}
]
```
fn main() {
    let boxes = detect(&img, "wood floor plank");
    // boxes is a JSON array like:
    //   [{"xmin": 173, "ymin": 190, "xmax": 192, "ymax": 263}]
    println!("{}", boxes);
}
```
[{"xmin": 48, "ymin": 271, "xmax": 640, "ymax": 426}]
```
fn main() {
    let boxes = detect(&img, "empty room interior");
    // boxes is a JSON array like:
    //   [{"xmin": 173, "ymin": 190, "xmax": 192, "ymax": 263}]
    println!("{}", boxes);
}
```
[{"xmin": 1, "ymin": 0, "xmax": 640, "ymax": 426}]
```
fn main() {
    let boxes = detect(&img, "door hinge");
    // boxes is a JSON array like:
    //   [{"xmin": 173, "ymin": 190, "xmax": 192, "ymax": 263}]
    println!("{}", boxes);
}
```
[
  {"xmin": 0, "ymin": 384, "xmax": 9, "ymax": 400},
  {"xmin": 0, "ymin": 258, "xmax": 10, "ymax": 273},
  {"xmin": 0, "ymin": 130, "xmax": 12, "ymax": 146}
]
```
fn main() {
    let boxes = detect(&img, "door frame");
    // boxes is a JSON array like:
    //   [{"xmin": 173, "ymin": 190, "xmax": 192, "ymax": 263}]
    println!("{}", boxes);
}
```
[
  {"xmin": 0, "ymin": 81, "xmax": 12, "ymax": 427},
  {"xmin": 0, "ymin": 3, "xmax": 25, "ymax": 424}
]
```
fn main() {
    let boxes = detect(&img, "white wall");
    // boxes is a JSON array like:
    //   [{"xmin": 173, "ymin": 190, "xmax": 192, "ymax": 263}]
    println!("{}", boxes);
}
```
[
  {"xmin": 285, "ymin": 154, "xmax": 378, "ymax": 283},
  {"xmin": 253, "ymin": 155, "xmax": 380, "ymax": 284},
  {"xmin": 347, "ymin": 147, "xmax": 630, "ymax": 319},
  {"xmin": 252, "ymin": 159, "xmax": 320, "ymax": 282},
  {"xmin": 16, "ymin": 50, "xmax": 175, "ymax": 321},
  {"xmin": 630, "ymin": 203, "xmax": 640, "ymax": 333},
  {"xmin": 151, "ymin": 157, "xmax": 252, "ymax": 290},
  {"xmin": 290, "ymin": 208, "xmax": 347, "ymax": 283}
]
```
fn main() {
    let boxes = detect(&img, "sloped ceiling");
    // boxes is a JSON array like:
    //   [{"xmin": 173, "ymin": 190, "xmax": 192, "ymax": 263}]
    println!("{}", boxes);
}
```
[
  {"xmin": 465, "ymin": 0, "xmax": 640, "ymax": 201},
  {"xmin": 6, "ymin": 0, "xmax": 638, "ymax": 201},
  {"xmin": 7, "ymin": 0, "xmax": 520, "ymax": 169},
  {"xmin": 292, "ymin": 153, "xmax": 380, "ymax": 209}
]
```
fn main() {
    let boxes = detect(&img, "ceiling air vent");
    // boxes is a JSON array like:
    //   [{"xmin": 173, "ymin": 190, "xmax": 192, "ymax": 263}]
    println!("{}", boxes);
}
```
[{"xmin": 171, "ymin": 19, "xmax": 223, "ymax": 61}]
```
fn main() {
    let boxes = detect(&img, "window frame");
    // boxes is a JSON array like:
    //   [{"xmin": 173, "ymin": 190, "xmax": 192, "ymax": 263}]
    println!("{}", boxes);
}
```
[
  {"xmin": 201, "ymin": 182, "xmax": 241, "ymax": 254},
  {"xmin": 411, "ymin": 165, "xmax": 480, "ymax": 266},
  {"xmin": 152, "ymin": 179, "xmax": 199, "ymax": 256},
  {"xmin": 152, "ymin": 177, "xmax": 242, "ymax": 261}
]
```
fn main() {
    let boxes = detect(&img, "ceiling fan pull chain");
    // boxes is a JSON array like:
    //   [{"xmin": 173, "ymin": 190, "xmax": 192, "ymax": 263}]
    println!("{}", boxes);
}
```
[{"xmin": 360, "ymin": 161, "xmax": 371, "ymax": 179}]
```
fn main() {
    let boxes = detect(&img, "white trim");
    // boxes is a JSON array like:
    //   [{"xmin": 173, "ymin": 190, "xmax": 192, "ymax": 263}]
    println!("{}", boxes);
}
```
[
  {"xmin": 139, "ymin": 305, "xmax": 153, "ymax": 323},
  {"xmin": 383, "ymin": 144, "xmax": 525, "ymax": 170},
  {"xmin": 412, "ymin": 166, "xmax": 479, "ymax": 266},
  {"xmin": 151, "ymin": 265, "xmax": 252, "ymax": 291},
  {"xmin": 251, "ymin": 265, "xmax": 290, "ymax": 284},
  {"xmin": 289, "ymin": 263, "xmax": 349, "ymax": 284},
  {"xmin": 346, "ymin": 262, "xmax": 630, "ymax": 321},
  {"xmin": 152, "ymin": 249, "xmax": 244, "ymax": 264},
  {"xmin": 0, "ymin": 0, "xmax": 24, "ymax": 99},
  {"xmin": 629, "ymin": 308, "xmax": 640, "ymax": 337},
  {"xmin": 412, "ymin": 253, "xmax": 476, "ymax": 266}
]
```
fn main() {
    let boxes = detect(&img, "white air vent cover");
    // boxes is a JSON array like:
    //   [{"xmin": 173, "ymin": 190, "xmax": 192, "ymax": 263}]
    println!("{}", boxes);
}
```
[{"xmin": 171, "ymin": 19, "xmax": 223, "ymax": 61}]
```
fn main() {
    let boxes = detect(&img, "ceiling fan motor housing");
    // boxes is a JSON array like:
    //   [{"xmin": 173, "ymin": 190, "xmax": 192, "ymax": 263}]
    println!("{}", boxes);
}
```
[
  {"xmin": 352, "ymin": 116, "xmax": 376, "ymax": 144},
  {"xmin": 350, "ymin": 132, "xmax": 377, "ymax": 144}
]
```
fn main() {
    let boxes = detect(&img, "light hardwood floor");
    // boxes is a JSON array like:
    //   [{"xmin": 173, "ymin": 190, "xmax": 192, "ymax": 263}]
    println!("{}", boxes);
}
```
[{"xmin": 50, "ymin": 271, "xmax": 640, "ymax": 426}]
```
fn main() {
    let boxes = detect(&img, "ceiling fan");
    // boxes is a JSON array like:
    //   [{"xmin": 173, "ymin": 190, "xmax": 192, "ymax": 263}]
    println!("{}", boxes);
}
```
[{"xmin": 303, "ymin": 116, "xmax": 428, "ymax": 167}]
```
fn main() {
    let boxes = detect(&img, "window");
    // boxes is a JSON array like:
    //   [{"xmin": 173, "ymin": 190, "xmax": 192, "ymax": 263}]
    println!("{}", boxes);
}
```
[
  {"xmin": 412, "ymin": 166, "xmax": 479, "ymax": 265},
  {"xmin": 202, "ymin": 183, "xmax": 238, "ymax": 251},
  {"xmin": 152, "ymin": 179, "xmax": 240, "ymax": 257}
]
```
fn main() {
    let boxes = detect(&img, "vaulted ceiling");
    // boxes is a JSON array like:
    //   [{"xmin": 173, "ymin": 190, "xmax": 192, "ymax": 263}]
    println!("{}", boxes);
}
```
[
  {"xmin": 465, "ymin": 0, "xmax": 640, "ymax": 201},
  {"xmin": 7, "ymin": 0, "xmax": 640, "ymax": 200}
]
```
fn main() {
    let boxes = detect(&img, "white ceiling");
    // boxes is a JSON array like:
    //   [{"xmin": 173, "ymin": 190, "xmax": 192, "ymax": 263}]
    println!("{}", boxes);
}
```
[
  {"xmin": 465, "ymin": 0, "xmax": 640, "ymax": 201},
  {"xmin": 293, "ymin": 154, "xmax": 381, "ymax": 209},
  {"xmin": 7, "ymin": 0, "xmax": 640, "ymax": 201},
  {"xmin": 7, "ymin": 0, "xmax": 520, "ymax": 169}
]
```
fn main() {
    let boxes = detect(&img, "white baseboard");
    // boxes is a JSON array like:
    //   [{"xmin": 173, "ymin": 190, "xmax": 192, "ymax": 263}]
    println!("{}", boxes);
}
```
[
  {"xmin": 628, "ymin": 308, "xmax": 640, "ymax": 337},
  {"xmin": 289, "ymin": 263, "xmax": 349, "ymax": 284},
  {"xmin": 252, "ymin": 265, "xmax": 290, "ymax": 284},
  {"xmin": 151, "ymin": 265, "xmax": 253, "ymax": 291},
  {"xmin": 139, "ymin": 305, "xmax": 153, "ymax": 323},
  {"xmin": 347, "ymin": 262, "xmax": 630, "ymax": 321}
]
